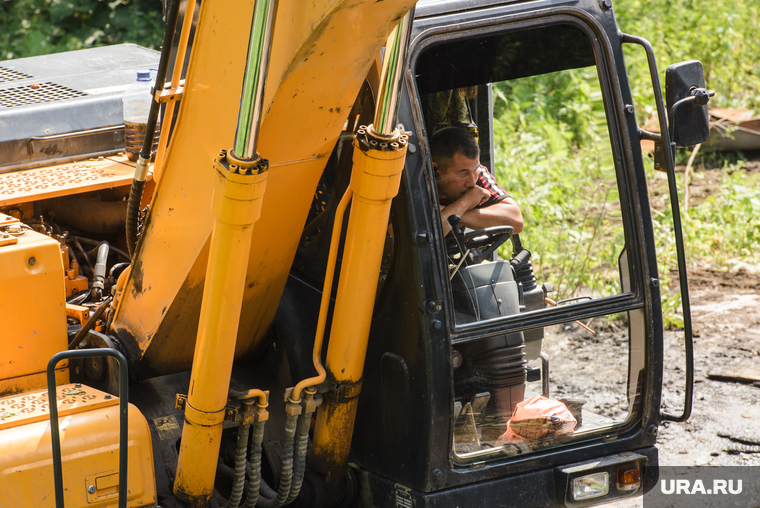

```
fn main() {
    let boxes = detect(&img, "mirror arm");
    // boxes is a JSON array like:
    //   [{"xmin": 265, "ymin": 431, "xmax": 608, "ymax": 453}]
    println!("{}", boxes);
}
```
[
  {"xmin": 638, "ymin": 127, "xmax": 662, "ymax": 143},
  {"xmin": 622, "ymin": 33, "xmax": 694, "ymax": 423},
  {"xmin": 667, "ymin": 89, "xmax": 714, "ymax": 143}
]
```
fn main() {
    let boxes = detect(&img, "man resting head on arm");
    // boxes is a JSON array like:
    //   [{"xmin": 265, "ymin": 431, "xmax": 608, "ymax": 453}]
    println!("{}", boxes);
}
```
[{"xmin": 431, "ymin": 127, "xmax": 523, "ymax": 236}]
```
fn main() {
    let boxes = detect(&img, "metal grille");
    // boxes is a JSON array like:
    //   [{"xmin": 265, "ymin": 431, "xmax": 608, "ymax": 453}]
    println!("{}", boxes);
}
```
[
  {"xmin": 0, "ymin": 66, "xmax": 33, "ymax": 83},
  {"xmin": 0, "ymin": 82, "xmax": 87, "ymax": 108}
]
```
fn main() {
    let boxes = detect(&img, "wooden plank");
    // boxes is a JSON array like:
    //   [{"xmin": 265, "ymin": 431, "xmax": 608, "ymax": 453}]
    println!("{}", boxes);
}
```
[{"xmin": 707, "ymin": 368, "xmax": 760, "ymax": 384}]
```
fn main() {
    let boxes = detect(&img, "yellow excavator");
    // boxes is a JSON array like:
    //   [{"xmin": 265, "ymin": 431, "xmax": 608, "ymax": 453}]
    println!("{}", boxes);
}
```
[{"xmin": 0, "ymin": 0, "xmax": 713, "ymax": 506}]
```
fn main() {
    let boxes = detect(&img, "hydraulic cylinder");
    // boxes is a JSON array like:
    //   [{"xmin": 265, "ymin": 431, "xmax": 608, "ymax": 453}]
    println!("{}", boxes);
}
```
[
  {"xmin": 174, "ymin": 153, "xmax": 268, "ymax": 506},
  {"xmin": 312, "ymin": 127, "xmax": 407, "ymax": 489}
]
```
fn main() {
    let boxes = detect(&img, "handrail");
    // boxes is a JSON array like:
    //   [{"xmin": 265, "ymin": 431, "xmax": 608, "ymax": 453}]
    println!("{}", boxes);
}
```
[
  {"xmin": 47, "ymin": 348, "xmax": 129, "ymax": 508},
  {"xmin": 28, "ymin": 125, "xmax": 125, "ymax": 155},
  {"xmin": 621, "ymin": 33, "xmax": 694, "ymax": 423}
]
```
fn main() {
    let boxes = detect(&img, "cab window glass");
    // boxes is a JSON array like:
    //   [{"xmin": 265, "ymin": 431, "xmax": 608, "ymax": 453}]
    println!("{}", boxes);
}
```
[{"xmin": 414, "ymin": 22, "xmax": 644, "ymax": 463}]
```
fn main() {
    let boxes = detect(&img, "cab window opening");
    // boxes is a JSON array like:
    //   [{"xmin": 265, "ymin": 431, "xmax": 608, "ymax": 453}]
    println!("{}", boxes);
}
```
[{"xmin": 413, "ymin": 19, "xmax": 645, "ymax": 464}]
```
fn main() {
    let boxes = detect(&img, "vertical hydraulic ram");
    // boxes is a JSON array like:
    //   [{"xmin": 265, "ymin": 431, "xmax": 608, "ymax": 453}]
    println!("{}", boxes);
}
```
[
  {"xmin": 173, "ymin": 0, "xmax": 277, "ymax": 505},
  {"xmin": 312, "ymin": 10, "xmax": 414, "ymax": 490}
]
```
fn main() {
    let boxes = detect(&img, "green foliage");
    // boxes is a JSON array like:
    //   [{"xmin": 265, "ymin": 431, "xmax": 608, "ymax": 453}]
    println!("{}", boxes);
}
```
[
  {"xmin": 494, "ymin": 69, "xmax": 624, "ymax": 300},
  {"xmin": 0, "ymin": 0, "xmax": 164, "ymax": 60},
  {"xmin": 491, "ymin": 2, "xmax": 760, "ymax": 327},
  {"xmin": 616, "ymin": 0, "xmax": 760, "ymax": 114},
  {"xmin": 615, "ymin": 0, "xmax": 760, "ymax": 325},
  {"xmin": 653, "ymin": 163, "xmax": 760, "ymax": 268}
]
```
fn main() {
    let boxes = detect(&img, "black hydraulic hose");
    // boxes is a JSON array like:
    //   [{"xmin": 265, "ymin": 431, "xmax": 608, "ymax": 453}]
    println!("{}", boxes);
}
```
[
  {"xmin": 91, "ymin": 241, "xmax": 110, "ymax": 301},
  {"xmin": 244, "ymin": 420, "xmax": 267, "ymax": 508},
  {"xmin": 72, "ymin": 238, "xmax": 94, "ymax": 276},
  {"xmin": 125, "ymin": 180, "xmax": 145, "ymax": 258},
  {"xmin": 68, "ymin": 296, "xmax": 113, "ymax": 350},
  {"xmin": 223, "ymin": 424, "xmax": 251, "ymax": 508},
  {"xmin": 126, "ymin": 0, "xmax": 181, "ymax": 258},
  {"xmin": 287, "ymin": 390, "xmax": 318, "ymax": 504},
  {"xmin": 71, "ymin": 236, "xmax": 131, "ymax": 262},
  {"xmin": 255, "ymin": 409, "xmax": 298, "ymax": 508},
  {"xmin": 109, "ymin": 261, "xmax": 131, "ymax": 279},
  {"xmin": 285, "ymin": 418, "xmax": 310, "ymax": 504},
  {"xmin": 258, "ymin": 478, "xmax": 277, "ymax": 501}
]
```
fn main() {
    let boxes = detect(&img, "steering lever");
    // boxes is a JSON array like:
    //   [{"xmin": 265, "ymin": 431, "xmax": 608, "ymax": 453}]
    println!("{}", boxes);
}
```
[{"xmin": 447, "ymin": 214, "xmax": 468, "ymax": 258}]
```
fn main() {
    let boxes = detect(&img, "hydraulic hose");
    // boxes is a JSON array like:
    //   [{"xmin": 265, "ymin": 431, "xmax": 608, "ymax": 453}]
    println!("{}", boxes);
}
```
[
  {"xmin": 287, "ymin": 389, "xmax": 318, "ymax": 504},
  {"xmin": 254, "ymin": 404, "xmax": 299, "ymax": 508},
  {"xmin": 125, "ymin": 0, "xmax": 180, "ymax": 257},
  {"xmin": 244, "ymin": 420, "xmax": 267, "ymax": 508},
  {"xmin": 91, "ymin": 241, "xmax": 110, "ymax": 301},
  {"xmin": 224, "ymin": 423, "xmax": 251, "ymax": 508},
  {"xmin": 68, "ymin": 296, "xmax": 113, "ymax": 350}
]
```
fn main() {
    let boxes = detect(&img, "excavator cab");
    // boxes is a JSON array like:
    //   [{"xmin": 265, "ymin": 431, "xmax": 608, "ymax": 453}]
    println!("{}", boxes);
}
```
[
  {"xmin": 335, "ymin": 6, "xmax": 676, "ymax": 504},
  {"xmin": 282, "ymin": 10, "xmax": 656, "ymax": 505}
]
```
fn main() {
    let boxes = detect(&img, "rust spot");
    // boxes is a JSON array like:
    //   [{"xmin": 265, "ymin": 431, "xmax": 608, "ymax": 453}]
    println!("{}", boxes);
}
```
[
  {"xmin": 131, "ymin": 258, "xmax": 144, "ymax": 296},
  {"xmin": 41, "ymin": 144, "xmax": 62, "ymax": 155}
]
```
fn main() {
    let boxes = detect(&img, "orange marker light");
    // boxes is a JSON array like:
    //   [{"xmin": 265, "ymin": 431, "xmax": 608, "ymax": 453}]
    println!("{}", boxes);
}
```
[{"xmin": 616, "ymin": 466, "xmax": 641, "ymax": 491}]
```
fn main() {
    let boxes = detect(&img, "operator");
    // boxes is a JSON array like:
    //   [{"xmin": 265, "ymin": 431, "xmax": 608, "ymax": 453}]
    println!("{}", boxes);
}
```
[{"xmin": 430, "ymin": 126, "xmax": 523, "ymax": 236}]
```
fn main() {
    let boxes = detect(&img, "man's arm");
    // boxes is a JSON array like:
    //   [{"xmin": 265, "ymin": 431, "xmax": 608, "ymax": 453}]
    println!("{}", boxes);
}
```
[
  {"xmin": 460, "ymin": 197, "xmax": 523, "ymax": 233},
  {"xmin": 439, "ymin": 187, "xmax": 523, "ymax": 235}
]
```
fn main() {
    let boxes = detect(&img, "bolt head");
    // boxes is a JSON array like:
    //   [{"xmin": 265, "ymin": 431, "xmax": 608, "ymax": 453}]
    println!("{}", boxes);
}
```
[
  {"xmin": 433, "ymin": 468, "xmax": 443, "ymax": 480},
  {"xmin": 451, "ymin": 350, "xmax": 463, "ymax": 370},
  {"xmin": 28, "ymin": 257, "xmax": 36, "ymax": 266},
  {"xmin": 88, "ymin": 485, "xmax": 96, "ymax": 494}
]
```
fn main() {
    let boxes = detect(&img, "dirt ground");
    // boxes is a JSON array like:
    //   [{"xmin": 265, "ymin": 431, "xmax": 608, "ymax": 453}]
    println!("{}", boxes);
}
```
[
  {"xmin": 569, "ymin": 155, "xmax": 760, "ymax": 507},
  {"xmin": 657, "ymin": 268, "xmax": 760, "ymax": 467},
  {"xmin": 654, "ymin": 154, "xmax": 760, "ymax": 468}
]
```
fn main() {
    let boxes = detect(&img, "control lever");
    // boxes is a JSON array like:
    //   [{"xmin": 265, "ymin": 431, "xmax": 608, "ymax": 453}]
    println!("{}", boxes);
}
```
[{"xmin": 447, "ymin": 214, "xmax": 467, "ymax": 258}]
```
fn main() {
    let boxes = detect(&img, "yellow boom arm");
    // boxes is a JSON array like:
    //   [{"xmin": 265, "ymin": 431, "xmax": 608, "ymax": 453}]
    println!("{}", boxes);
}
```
[{"xmin": 111, "ymin": 0, "xmax": 417, "ymax": 377}]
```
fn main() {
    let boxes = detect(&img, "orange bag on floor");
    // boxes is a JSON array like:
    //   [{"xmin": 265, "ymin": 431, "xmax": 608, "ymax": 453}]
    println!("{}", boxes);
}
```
[{"xmin": 497, "ymin": 396, "xmax": 577, "ymax": 444}]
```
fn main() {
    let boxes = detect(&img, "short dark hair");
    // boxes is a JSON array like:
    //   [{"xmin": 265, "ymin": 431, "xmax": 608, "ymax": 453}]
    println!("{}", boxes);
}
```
[{"xmin": 430, "ymin": 126, "xmax": 480, "ymax": 170}]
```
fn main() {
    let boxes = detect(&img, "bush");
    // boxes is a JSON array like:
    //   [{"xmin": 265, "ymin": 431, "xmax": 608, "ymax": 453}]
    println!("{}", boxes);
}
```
[
  {"xmin": 494, "ymin": 1, "xmax": 760, "ymax": 326},
  {"xmin": 0, "ymin": 0, "xmax": 164, "ymax": 60}
]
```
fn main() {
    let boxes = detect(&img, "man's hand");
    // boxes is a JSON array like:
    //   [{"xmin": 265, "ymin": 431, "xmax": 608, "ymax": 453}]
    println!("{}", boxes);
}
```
[
  {"xmin": 440, "ymin": 191, "xmax": 523, "ymax": 236},
  {"xmin": 440, "ymin": 187, "xmax": 491, "ymax": 235},
  {"xmin": 459, "ymin": 186, "xmax": 491, "ymax": 210}
]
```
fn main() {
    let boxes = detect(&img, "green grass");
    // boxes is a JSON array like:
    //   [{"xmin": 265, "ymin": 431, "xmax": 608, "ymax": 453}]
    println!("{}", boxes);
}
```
[
  {"xmin": 493, "ymin": 70, "xmax": 759, "ymax": 327},
  {"xmin": 490, "ymin": 1, "xmax": 760, "ymax": 327}
]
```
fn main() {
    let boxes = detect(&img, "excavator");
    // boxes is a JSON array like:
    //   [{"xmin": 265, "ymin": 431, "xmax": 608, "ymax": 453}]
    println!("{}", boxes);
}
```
[{"xmin": 0, "ymin": 0, "xmax": 712, "ymax": 506}]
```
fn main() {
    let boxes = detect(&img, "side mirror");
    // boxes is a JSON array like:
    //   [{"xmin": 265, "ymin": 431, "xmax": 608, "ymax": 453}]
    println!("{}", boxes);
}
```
[{"xmin": 665, "ymin": 60, "xmax": 712, "ymax": 147}]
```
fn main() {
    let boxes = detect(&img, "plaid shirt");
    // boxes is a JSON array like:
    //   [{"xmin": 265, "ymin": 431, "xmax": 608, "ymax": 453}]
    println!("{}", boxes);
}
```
[{"xmin": 439, "ymin": 165, "xmax": 508, "ymax": 208}]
